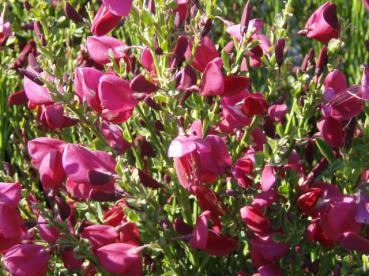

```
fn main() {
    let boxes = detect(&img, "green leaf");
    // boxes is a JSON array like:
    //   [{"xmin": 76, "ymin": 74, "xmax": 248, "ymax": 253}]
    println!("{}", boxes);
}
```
[{"xmin": 316, "ymin": 138, "xmax": 335, "ymax": 164}]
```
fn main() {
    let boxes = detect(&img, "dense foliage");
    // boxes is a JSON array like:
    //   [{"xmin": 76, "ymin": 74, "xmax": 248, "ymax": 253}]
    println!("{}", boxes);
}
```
[{"xmin": 2, "ymin": 0, "xmax": 369, "ymax": 275}]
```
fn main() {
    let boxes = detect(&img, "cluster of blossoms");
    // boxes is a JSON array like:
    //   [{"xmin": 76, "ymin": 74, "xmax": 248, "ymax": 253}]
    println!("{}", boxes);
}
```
[{"xmin": 2, "ymin": 0, "xmax": 369, "ymax": 274}]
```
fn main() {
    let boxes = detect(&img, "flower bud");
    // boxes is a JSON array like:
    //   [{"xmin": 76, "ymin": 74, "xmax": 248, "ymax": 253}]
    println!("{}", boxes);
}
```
[
  {"xmin": 64, "ymin": 3, "xmax": 84, "ymax": 23},
  {"xmin": 315, "ymin": 46, "xmax": 328, "ymax": 77},
  {"xmin": 240, "ymin": 0, "xmax": 251, "ymax": 36},
  {"xmin": 18, "ymin": 68, "xmax": 44, "ymax": 86},
  {"xmin": 274, "ymin": 38, "xmax": 285, "ymax": 67}
]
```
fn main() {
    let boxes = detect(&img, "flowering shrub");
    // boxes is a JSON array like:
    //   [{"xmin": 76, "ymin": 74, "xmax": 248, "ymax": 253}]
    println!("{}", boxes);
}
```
[{"xmin": 2, "ymin": 0, "xmax": 369, "ymax": 274}]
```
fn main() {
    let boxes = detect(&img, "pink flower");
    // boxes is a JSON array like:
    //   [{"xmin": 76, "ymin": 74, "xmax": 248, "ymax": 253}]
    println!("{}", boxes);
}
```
[
  {"xmin": 96, "ymin": 243, "xmax": 143, "ymax": 275},
  {"xmin": 91, "ymin": 5, "xmax": 121, "ymax": 36},
  {"xmin": 317, "ymin": 117, "xmax": 344, "ymax": 148},
  {"xmin": 38, "ymin": 150, "xmax": 66, "ymax": 191},
  {"xmin": 66, "ymin": 179, "xmax": 116, "ymax": 201},
  {"xmin": 0, "ymin": 182, "xmax": 21, "ymax": 207},
  {"xmin": 86, "ymin": 36, "xmax": 127, "ymax": 65},
  {"xmin": 185, "ymin": 36, "xmax": 219, "ymax": 72},
  {"xmin": 226, "ymin": 19, "xmax": 264, "ymax": 41},
  {"xmin": 23, "ymin": 69, "xmax": 53, "ymax": 105},
  {"xmin": 320, "ymin": 197, "xmax": 361, "ymax": 242},
  {"xmin": 62, "ymin": 143, "xmax": 116, "ymax": 184},
  {"xmin": 130, "ymin": 74, "xmax": 158, "ymax": 94},
  {"xmin": 251, "ymin": 190, "xmax": 277, "ymax": 210},
  {"xmin": 250, "ymin": 235, "xmax": 289, "ymax": 268},
  {"xmin": 39, "ymin": 104, "xmax": 77, "ymax": 130},
  {"xmin": 8, "ymin": 90, "xmax": 29, "ymax": 106},
  {"xmin": 257, "ymin": 264, "xmax": 283, "ymax": 276},
  {"xmin": 4, "ymin": 244, "xmax": 50, "ymax": 276},
  {"xmin": 323, "ymin": 69, "xmax": 347, "ymax": 99},
  {"xmin": 189, "ymin": 185, "xmax": 226, "ymax": 218},
  {"xmin": 338, "ymin": 232, "xmax": 369, "ymax": 254},
  {"xmin": 74, "ymin": 67, "xmax": 103, "ymax": 112},
  {"xmin": 241, "ymin": 93, "xmax": 267, "ymax": 117},
  {"xmin": 219, "ymin": 90, "xmax": 251, "ymax": 133},
  {"xmin": 38, "ymin": 215, "xmax": 60, "ymax": 244},
  {"xmin": 61, "ymin": 249, "xmax": 83, "ymax": 271},
  {"xmin": 199, "ymin": 60, "xmax": 224, "ymax": 96},
  {"xmin": 260, "ymin": 164, "xmax": 276, "ymax": 192},
  {"xmin": 101, "ymin": 122, "xmax": 131, "ymax": 154},
  {"xmin": 232, "ymin": 156, "xmax": 254, "ymax": 188},
  {"xmin": 297, "ymin": 187, "xmax": 321, "ymax": 214},
  {"xmin": 168, "ymin": 122, "xmax": 231, "ymax": 188},
  {"xmin": 98, "ymin": 74, "xmax": 137, "ymax": 123},
  {"xmin": 240, "ymin": 205, "xmax": 270, "ymax": 233},
  {"xmin": 27, "ymin": 137, "xmax": 66, "ymax": 169},
  {"xmin": 0, "ymin": 7, "xmax": 11, "ymax": 44},
  {"xmin": 103, "ymin": 0, "xmax": 133, "ymax": 16},
  {"xmin": 0, "ymin": 204, "xmax": 24, "ymax": 239},
  {"xmin": 82, "ymin": 225, "xmax": 118, "ymax": 249},
  {"xmin": 140, "ymin": 47, "xmax": 155, "ymax": 74},
  {"xmin": 303, "ymin": 2, "xmax": 340, "ymax": 43},
  {"xmin": 322, "ymin": 89, "xmax": 364, "ymax": 121},
  {"xmin": 267, "ymin": 103, "xmax": 287, "ymax": 122},
  {"xmin": 189, "ymin": 211, "xmax": 237, "ymax": 256}
]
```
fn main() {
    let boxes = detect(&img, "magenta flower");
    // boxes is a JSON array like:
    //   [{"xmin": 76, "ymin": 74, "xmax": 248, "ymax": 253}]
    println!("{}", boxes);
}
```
[
  {"xmin": 250, "ymin": 235, "xmax": 289, "ymax": 268},
  {"xmin": 8, "ymin": 90, "xmax": 29, "ymax": 106},
  {"xmin": 23, "ymin": 69, "xmax": 53, "ymax": 105},
  {"xmin": 86, "ymin": 36, "xmax": 127, "ymax": 65},
  {"xmin": 98, "ymin": 74, "xmax": 137, "ymax": 123},
  {"xmin": 267, "ymin": 103, "xmax": 287, "ymax": 122},
  {"xmin": 91, "ymin": 5, "xmax": 121, "ymax": 36},
  {"xmin": 61, "ymin": 249, "xmax": 83, "ymax": 271},
  {"xmin": 240, "ymin": 205, "xmax": 270, "ymax": 233},
  {"xmin": 317, "ymin": 117, "xmax": 344, "ymax": 148},
  {"xmin": 297, "ymin": 187, "xmax": 321, "ymax": 214},
  {"xmin": 103, "ymin": 0, "xmax": 133, "ymax": 17},
  {"xmin": 338, "ymin": 232, "xmax": 369, "ymax": 254},
  {"xmin": 321, "ymin": 198, "xmax": 361, "ymax": 242},
  {"xmin": 74, "ymin": 67, "xmax": 103, "ymax": 112},
  {"xmin": 241, "ymin": 93, "xmax": 267, "ymax": 117},
  {"xmin": 38, "ymin": 150, "xmax": 66, "ymax": 191},
  {"xmin": 251, "ymin": 190, "xmax": 277, "ymax": 210},
  {"xmin": 0, "ymin": 7, "xmax": 11, "ymax": 44},
  {"xmin": 189, "ymin": 185, "xmax": 226, "ymax": 218},
  {"xmin": 199, "ymin": 60, "xmax": 224, "ymax": 96},
  {"xmin": 96, "ymin": 243, "xmax": 143, "ymax": 275},
  {"xmin": 62, "ymin": 143, "xmax": 116, "ymax": 184},
  {"xmin": 27, "ymin": 137, "xmax": 66, "ymax": 168},
  {"xmin": 0, "ymin": 182, "xmax": 21, "ymax": 207},
  {"xmin": 260, "ymin": 164, "xmax": 276, "ymax": 192},
  {"xmin": 37, "ymin": 215, "xmax": 60, "ymax": 244},
  {"xmin": 226, "ymin": 19, "xmax": 264, "ymax": 41},
  {"xmin": 4, "ymin": 244, "xmax": 50, "ymax": 276},
  {"xmin": 66, "ymin": 179, "xmax": 116, "ymax": 201},
  {"xmin": 130, "ymin": 74, "xmax": 158, "ymax": 94},
  {"xmin": 189, "ymin": 211, "xmax": 237, "ymax": 256},
  {"xmin": 323, "ymin": 69, "xmax": 347, "ymax": 100},
  {"xmin": 140, "ymin": 47, "xmax": 155, "ymax": 74},
  {"xmin": 169, "ymin": 121, "xmax": 231, "ymax": 188},
  {"xmin": 0, "ymin": 183, "xmax": 24, "ymax": 253},
  {"xmin": 232, "ymin": 156, "xmax": 254, "ymax": 189},
  {"xmin": 185, "ymin": 36, "xmax": 219, "ymax": 72},
  {"xmin": 82, "ymin": 225, "xmax": 118, "ymax": 250},
  {"xmin": 219, "ymin": 90, "xmax": 251, "ymax": 133},
  {"xmin": 303, "ymin": 2, "xmax": 340, "ymax": 43},
  {"xmin": 101, "ymin": 122, "xmax": 131, "ymax": 154}
]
